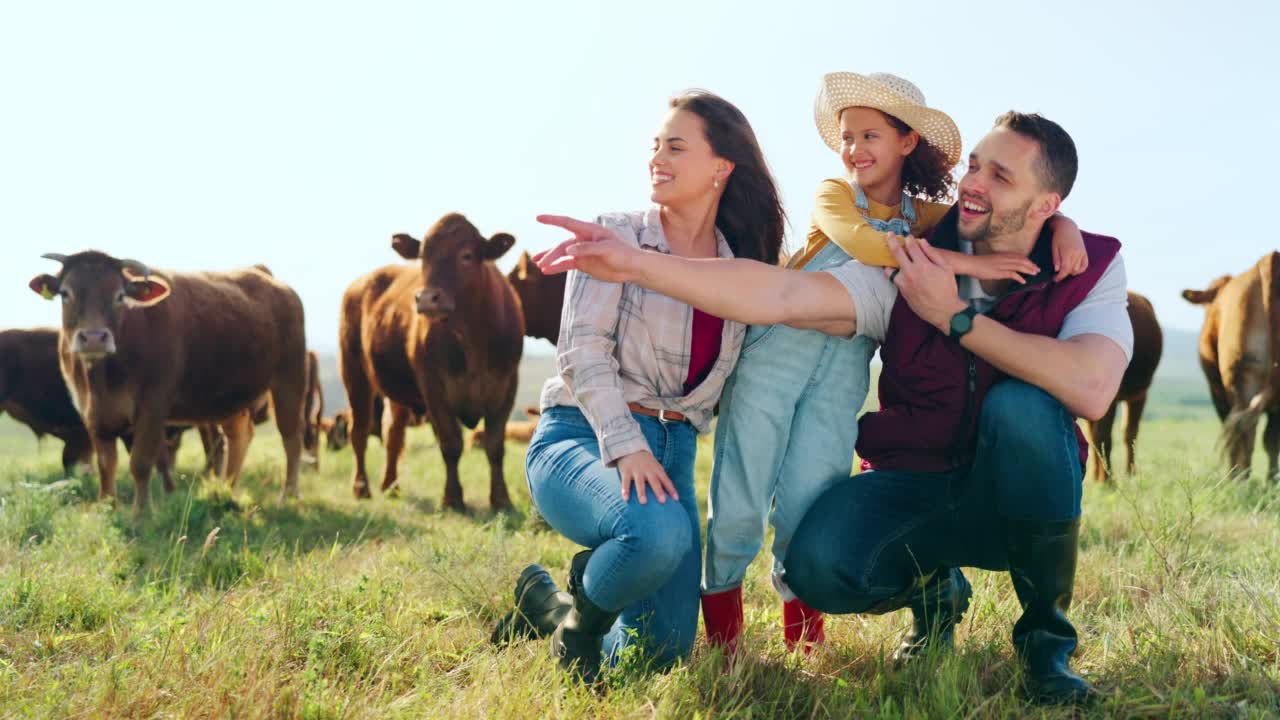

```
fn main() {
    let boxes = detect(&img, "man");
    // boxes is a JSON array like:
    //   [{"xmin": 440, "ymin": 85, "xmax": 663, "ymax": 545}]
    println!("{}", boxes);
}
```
[{"xmin": 535, "ymin": 112, "xmax": 1129, "ymax": 705}]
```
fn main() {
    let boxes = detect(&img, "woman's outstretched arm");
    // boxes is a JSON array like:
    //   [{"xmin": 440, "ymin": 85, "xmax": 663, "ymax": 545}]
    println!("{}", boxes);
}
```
[{"xmin": 535, "ymin": 214, "xmax": 858, "ymax": 337}]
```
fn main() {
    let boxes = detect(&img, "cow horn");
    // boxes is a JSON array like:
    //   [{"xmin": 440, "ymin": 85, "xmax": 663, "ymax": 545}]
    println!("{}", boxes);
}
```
[
  {"xmin": 120, "ymin": 259, "xmax": 150, "ymax": 279},
  {"xmin": 40, "ymin": 253, "xmax": 69, "ymax": 264}
]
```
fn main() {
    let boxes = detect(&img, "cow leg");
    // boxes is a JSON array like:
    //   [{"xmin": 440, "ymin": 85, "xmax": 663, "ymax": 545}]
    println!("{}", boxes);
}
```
[
  {"xmin": 127, "ymin": 422, "xmax": 165, "ymax": 514},
  {"xmin": 482, "ymin": 407, "xmax": 513, "ymax": 511},
  {"xmin": 430, "ymin": 417, "xmax": 466, "ymax": 512},
  {"xmin": 1202, "ymin": 359, "xmax": 1231, "ymax": 422},
  {"xmin": 156, "ymin": 437, "xmax": 175, "ymax": 494},
  {"xmin": 1227, "ymin": 373, "xmax": 1264, "ymax": 478},
  {"xmin": 1089, "ymin": 400, "xmax": 1119, "ymax": 484},
  {"xmin": 62, "ymin": 432, "xmax": 93, "ymax": 476},
  {"xmin": 380, "ymin": 402, "xmax": 411, "ymax": 494},
  {"xmin": 1264, "ymin": 411, "xmax": 1280, "ymax": 483},
  {"xmin": 220, "ymin": 411, "xmax": 255, "ymax": 487},
  {"xmin": 347, "ymin": 392, "xmax": 376, "ymax": 500},
  {"xmin": 270, "ymin": 375, "xmax": 306, "ymax": 501},
  {"xmin": 1123, "ymin": 391, "xmax": 1149, "ymax": 476},
  {"xmin": 93, "ymin": 433, "xmax": 118, "ymax": 501},
  {"xmin": 200, "ymin": 424, "xmax": 227, "ymax": 477}
]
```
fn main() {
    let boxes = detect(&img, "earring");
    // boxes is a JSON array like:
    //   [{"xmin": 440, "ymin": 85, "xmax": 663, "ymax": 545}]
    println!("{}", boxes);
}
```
[{"xmin": 713, "ymin": 177, "xmax": 720, "ymax": 189}]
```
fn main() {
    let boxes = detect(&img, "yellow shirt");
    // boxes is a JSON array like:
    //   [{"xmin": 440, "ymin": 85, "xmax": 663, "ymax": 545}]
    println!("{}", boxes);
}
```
[{"xmin": 787, "ymin": 178, "xmax": 952, "ymax": 269}]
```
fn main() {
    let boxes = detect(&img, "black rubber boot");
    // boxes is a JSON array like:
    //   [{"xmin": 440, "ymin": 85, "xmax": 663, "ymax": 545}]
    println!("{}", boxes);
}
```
[
  {"xmin": 490, "ymin": 564, "xmax": 573, "ymax": 646},
  {"xmin": 891, "ymin": 567, "xmax": 973, "ymax": 664},
  {"xmin": 1007, "ymin": 518, "xmax": 1093, "ymax": 705},
  {"xmin": 550, "ymin": 550, "xmax": 619, "ymax": 685}
]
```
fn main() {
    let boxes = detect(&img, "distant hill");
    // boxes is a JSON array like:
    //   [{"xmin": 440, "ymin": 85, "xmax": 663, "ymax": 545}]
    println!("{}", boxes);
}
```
[{"xmin": 315, "ymin": 325, "xmax": 1212, "ymax": 419}]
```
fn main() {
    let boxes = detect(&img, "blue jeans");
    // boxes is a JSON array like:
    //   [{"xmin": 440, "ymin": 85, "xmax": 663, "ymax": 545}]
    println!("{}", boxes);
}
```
[
  {"xmin": 526, "ymin": 405, "xmax": 701, "ymax": 667},
  {"xmin": 705, "ymin": 240, "xmax": 875, "ymax": 597},
  {"xmin": 784, "ymin": 381, "xmax": 1085, "ymax": 613}
]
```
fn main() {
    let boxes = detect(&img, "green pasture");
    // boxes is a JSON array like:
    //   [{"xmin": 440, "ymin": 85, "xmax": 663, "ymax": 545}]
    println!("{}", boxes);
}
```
[{"xmin": 2, "ymin": 375, "xmax": 1279, "ymax": 718}]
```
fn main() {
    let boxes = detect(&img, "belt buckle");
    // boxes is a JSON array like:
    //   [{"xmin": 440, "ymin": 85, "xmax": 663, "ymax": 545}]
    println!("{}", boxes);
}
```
[{"xmin": 657, "ymin": 409, "xmax": 672, "ymax": 423}]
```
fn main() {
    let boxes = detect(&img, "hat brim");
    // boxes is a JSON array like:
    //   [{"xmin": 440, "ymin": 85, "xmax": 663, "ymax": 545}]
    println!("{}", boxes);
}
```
[{"xmin": 814, "ymin": 72, "xmax": 962, "ymax": 168}]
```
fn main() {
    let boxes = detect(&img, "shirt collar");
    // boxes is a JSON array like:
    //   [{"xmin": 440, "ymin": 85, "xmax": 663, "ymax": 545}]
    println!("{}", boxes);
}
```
[{"xmin": 640, "ymin": 206, "xmax": 736, "ymax": 259}]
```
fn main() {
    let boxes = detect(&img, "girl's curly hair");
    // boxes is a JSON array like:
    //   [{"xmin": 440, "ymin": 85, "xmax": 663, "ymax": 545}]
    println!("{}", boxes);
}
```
[{"xmin": 883, "ymin": 112, "xmax": 956, "ymax": 203}]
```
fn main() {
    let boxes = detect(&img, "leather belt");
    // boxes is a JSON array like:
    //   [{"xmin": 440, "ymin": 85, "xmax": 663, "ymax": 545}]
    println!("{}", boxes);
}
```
[{"xmin": 627, "ymin": 402, "xmax": 687, "ymax": 423}]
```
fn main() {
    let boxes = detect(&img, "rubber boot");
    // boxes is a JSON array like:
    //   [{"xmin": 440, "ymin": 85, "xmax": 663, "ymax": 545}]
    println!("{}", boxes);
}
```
[
  {"xmin": 491, "ymin": 563, "xmax": 573, "ymax": 646},
  {"xmin": 891, "ymin": 567, "xmax": 973, "ymax": 664},
  {"xmin": 782, "ymin": 598, "xmax": 825, "ymax": 653},
  {"xmin": 1007, "ymin": 518, "xmax": 1093, "ymax": 705},
  {"xmin": 550, "ymin": 550, "xmax": 619, "ymax": 685},
  {"xmin": 701, "ymin": 587, "xmax": 744, "ymax": 655}
]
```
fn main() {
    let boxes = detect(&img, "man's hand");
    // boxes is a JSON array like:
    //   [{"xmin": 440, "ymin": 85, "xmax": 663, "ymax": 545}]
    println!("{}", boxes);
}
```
[
  {"xmin": 886, "ymin": 234, "xmax": 968, "ymax": 334},
  {"xmin": 534, "ymin": 215, "xmax": 642, "ymax": 283}
]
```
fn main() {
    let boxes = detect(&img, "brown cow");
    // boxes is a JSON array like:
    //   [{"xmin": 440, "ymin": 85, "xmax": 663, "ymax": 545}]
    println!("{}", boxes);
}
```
[
  {"xmin": 338, "ymin": 213, "xmax": 522, "ymax": 509},
  {"xmin": 0, "ymin": 328, "xmax": 93, "ymax": 473},
  {"xmin": 1183, "ymin": 251, "xmax": 1280, "ymax": 479},
  {"xmin": 28, "ymin": 252, "xmax": 308, "ymax": 512},
  {"xmin": 507, "ymin": 250, "xmax": 566, "ymax": 343},
  {"xmin": 1085, "ymin": 292, "xmax": 1163, "ymax": 483}
]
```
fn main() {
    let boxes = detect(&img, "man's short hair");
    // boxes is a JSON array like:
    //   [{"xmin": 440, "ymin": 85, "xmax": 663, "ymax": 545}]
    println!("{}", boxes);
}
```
[{"xmin": 993, "ymin": 111, "xmax": 1078, "ymax": 200}]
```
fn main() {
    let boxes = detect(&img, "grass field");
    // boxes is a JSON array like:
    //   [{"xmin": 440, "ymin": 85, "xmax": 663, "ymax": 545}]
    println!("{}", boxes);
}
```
[{"xmin": 3, "ymin": 377, "xmax": 1280, "ymax": 718}]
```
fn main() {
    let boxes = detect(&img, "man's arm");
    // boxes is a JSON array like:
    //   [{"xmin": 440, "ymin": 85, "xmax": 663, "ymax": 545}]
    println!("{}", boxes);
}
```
[
  {"xmin": 959, "ymin": 323, "xmax": 1127, "ymax": 420},
  {"xmin": 535, "ymin": 214, "xmax": 858, "ymax": 337},
  {"xmin": 887, "ymin": 236, "xmax": 1128, "ymax": 420}
]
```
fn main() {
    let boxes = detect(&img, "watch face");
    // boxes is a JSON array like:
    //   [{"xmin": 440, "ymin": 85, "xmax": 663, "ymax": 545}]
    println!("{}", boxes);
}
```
[{"xmin": 951, "ymin": 311, "xmax": 973, "ymax": 335}]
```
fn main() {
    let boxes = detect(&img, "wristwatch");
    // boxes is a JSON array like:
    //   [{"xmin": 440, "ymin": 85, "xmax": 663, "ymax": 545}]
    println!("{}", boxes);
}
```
[{"xmin": 948, "ymin": 306, "xmax": 978, "ymax": 340}]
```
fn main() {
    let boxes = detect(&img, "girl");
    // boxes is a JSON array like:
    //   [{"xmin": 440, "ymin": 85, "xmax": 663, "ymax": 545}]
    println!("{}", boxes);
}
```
[
  {"xmin": 697, "ymin": 72, "xmax": 1087, "ymax": 656},
  {"xmin": 491, "ymin": 90, "xmax": 786, "ymax": 683}
]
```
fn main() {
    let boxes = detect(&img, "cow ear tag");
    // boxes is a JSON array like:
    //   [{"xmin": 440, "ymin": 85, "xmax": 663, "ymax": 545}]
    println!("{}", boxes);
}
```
[{"xmin": 29, "ymin": 275, "xmax": 58, "ymax": 300}]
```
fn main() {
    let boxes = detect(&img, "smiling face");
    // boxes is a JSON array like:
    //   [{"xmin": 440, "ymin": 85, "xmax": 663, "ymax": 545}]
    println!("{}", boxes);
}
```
[
  {"xmin": 649, "ymin": 108, "xmax": 729, "ymax": 207},
  {"xmin": 956, "ymin": 127, "xmax": 1060, "ymax": 247},
  {"xmin": 838, "ymin": 107, "xmax": 918, "ymax": 198}
]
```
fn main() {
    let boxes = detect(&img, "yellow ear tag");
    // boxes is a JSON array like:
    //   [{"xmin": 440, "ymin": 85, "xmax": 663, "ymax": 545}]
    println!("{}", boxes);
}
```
[{"xmin": 40, "ymin": 285, "xmax": 55, "ymax": 300}]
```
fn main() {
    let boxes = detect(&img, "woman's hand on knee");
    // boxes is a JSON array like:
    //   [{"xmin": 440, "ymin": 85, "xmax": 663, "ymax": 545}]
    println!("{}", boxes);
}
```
[{"xmin": 616, "ymin": 450, "xmax": 678, "ymax": 505}]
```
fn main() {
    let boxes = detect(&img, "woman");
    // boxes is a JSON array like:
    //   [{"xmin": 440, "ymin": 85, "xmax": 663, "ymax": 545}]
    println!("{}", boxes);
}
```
[{"xmin": 491, "ymin": 90, "xmax": 785, "ymax": 683}]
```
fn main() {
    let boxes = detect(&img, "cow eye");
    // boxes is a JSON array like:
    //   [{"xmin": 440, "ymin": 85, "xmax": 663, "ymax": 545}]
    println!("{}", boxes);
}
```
[
  {"xmin": 461, "ymin": 250, "xmax": 476, "ymax": 263},
  {"xmin": 59, "ymin": 288, "xmax": 73, "ymax": 301}
]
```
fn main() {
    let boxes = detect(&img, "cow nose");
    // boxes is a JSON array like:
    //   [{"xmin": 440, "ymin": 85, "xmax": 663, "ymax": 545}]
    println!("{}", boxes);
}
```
[
  {"xmin": 415, "ymin": 288, "xmax": 454, "ymax": 315},
  {"xmin": 73, "ymin": 328, "xmax": 116, "ymax": 355}
]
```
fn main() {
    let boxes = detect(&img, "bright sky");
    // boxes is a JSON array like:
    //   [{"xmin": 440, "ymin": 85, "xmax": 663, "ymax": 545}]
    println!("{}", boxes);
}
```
[{"xmin": 3, "ymin": 0, "xmax": 1274, "ymax": 354}]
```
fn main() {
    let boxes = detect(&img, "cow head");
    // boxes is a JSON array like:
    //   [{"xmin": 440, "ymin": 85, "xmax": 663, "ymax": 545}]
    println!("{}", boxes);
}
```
[
  {"xmin": 1182, "ymin": 275, "xmax": 1232, "ymax": 306},
  {"xmin": 324, "ymin": 412, "xmax": 350, "ymax": 450},
  {"xmin": 507, "ymin": 250, "xmax": 567, "ymax": 342},
  {"xmin": 392, "ymin": 213, "xmax": 515, "ymax": 318},
  {"xmin": 29, "ymin": 252, "xmax": 171, "ymax": 361}
]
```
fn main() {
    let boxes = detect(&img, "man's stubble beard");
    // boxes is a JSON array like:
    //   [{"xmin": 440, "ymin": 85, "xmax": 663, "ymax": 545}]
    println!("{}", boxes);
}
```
[{"xmin": 960, "ymin": 197, "xmax": 1034, "ymax": 254}]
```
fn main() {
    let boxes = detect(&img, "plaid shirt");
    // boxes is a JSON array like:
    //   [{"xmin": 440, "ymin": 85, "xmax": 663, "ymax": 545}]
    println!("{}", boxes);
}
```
[{"xmin": 539, "ymin": 208, "xmax": 746, "ymax": 466}]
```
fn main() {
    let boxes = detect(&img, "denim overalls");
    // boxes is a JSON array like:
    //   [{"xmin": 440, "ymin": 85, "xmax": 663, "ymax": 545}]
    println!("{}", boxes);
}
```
[{"xmin": 704, "ymin": 184, "xmax": 917, "ymax": 598}]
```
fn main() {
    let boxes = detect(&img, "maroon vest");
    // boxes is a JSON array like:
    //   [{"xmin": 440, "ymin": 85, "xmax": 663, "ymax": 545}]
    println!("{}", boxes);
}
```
[{"xmin": 857, "ymin": 207, "xmax": 1122, "ymax": 472}]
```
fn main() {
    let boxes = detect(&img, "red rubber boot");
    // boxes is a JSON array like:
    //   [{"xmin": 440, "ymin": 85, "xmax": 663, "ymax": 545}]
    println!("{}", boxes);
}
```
[
  {"xmin": 783, "ymin": 598, "xmax": 825, "ymax": 653},
  {"xmin": 701, "ymin": 587, "xmax": 744, "ymax": 655}
]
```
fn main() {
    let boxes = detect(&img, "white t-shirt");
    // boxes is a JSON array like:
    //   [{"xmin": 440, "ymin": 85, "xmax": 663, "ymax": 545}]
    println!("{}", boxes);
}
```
[{"xmin": 824, "ymin": 253, "xmax": 1134, "ymax": 360}]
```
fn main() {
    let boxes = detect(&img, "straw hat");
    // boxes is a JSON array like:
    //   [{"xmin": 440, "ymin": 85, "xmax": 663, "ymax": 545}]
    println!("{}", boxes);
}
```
[{"xmin": 814, "ymin": 72, "xmax": 962, "ymax": 168}]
